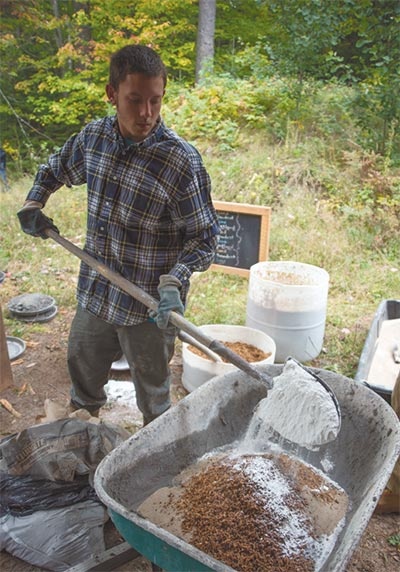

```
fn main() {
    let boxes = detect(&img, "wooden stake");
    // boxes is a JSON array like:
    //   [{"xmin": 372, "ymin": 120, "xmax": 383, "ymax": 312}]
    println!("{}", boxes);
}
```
[{"xmin": 0, "ymin": 304, "xmax": 14, "ymax": 391}]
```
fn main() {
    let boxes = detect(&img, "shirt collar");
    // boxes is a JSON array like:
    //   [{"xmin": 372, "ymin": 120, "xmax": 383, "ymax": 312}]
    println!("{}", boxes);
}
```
[{"xmin": 111, "ymin": 116, "xmax": 165, "ymax": 149}]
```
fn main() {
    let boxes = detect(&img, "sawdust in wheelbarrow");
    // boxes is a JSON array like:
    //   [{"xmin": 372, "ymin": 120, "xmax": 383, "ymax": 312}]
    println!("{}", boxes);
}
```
[
  {"xmin": 188, "ymin": 341, "xmax": 271, "ymax": 363},
  {"xmin": 138, "ymin": 451, "xmax": 349, "ymax": 572}
]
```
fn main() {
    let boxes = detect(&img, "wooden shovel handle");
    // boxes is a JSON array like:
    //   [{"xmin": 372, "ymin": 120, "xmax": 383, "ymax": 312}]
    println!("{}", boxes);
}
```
[{"xmin": 45, "ymin": 228, "xmax": 273, "ymax": 388}]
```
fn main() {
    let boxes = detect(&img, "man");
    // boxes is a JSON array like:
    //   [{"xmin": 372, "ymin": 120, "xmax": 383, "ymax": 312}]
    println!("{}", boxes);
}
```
[
  {"xmin": 0, "ymin": 147, "xmax": 10, "ymax": 192},
  {"xmin": 18, "ymin": 45, "xmax": 220, "ymax": 425}
]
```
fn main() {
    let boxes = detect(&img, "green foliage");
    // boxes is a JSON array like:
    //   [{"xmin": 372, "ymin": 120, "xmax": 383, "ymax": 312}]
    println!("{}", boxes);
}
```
[
  {"xmin": 341, "ymin": 0, "xmax": 400, "ymax": 157},
  {"xmin": 265, "ymin": 0, "xmax": 346, "ymax": 80},
  {"xmin": 163, "ymin": 74, "xmax": 362, "ymax": 156},
  {"xmin": 186, "ymin": 273, "xmax": 248, "ymax": 326},
  {"xmin": 387, "ymin": 534, "xmax": 400, "ymax": 547},
  {"xmin": 164, "ymin": 76, "xmax": 265, "ymax": 150},
  {"xmin": 1, "ymin": 0, "xmax": 400, "ymax": 164},
  {"xmin": 0, "ymin": 0, "xmax": 200, "ymax": 158}
]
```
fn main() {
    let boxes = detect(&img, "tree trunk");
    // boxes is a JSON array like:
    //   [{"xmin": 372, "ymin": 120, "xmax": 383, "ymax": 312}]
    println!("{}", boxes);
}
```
[
  {"xmin": 195, "ymin": 0, "xmax": 216, "ymax": 84},
  {"xmin": 51, "ymin": 0, "xmax": 64, "ymax": 49}
]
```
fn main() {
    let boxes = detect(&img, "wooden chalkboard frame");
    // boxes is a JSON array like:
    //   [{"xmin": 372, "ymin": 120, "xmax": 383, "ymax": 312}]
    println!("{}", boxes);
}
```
[{"xmin": 211, "ymin": 201, "xmax": 271, "ymax": 277}]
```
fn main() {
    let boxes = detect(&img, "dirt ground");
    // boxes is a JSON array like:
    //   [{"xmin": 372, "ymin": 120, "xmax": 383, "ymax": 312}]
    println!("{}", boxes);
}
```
[{"xmin": 1, "ymin": 308, "xmax": 399, "ymax": 571}]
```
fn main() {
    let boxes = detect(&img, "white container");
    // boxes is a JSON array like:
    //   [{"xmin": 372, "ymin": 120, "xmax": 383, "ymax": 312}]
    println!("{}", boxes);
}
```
[
  {"xmin": 246, "ymin": 261, "xmax": 329, "ymax": 363},
  {"xmin": 182, "ymin": 324, "xmax": 276, "ymax": 393}
]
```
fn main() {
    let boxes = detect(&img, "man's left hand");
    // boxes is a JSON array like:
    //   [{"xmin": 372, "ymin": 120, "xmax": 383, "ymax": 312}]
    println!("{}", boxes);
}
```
[{"xmin": 155, "ymin": 275, "xmax": 184, "ymax": 329}]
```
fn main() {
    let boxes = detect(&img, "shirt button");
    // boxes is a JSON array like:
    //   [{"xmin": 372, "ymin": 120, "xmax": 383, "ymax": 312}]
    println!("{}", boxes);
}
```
[
  {"xmin": 100, "ymin": 226, "xmax": 105, "ymax": 231},
  {"xmin": 113, "ymin": 176, "xmax": 117, "ymax": 181}
]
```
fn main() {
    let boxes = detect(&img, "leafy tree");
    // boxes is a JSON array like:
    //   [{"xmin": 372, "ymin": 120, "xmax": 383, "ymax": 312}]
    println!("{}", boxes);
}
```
[
  {"xmin": 346, "ymin": 0, "xmax": 400, "ymax": 157},
  {"xmin": 264, "ymin": 1, "xmax": 348, "ymax": 81},
  {"xmin": 0, "ymin": 0, "xmax": 199, "ymax": 165},
  {"xmin": 213, "ymin": 0, "xmax": 272, "ymax": 74},
  {"xmin": 1, "ymin": 0, "xmax": 399, "ymax": 166}
]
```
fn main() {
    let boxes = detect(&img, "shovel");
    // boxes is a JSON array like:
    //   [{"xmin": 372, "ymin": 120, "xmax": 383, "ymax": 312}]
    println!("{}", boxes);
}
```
[
  {"xmin": 44, "ymin": 229, "xmax": 341, "ymax": 441},
  {"xmin": 45, "ymin": 229, "xmax": 273, "ymax": 386}
]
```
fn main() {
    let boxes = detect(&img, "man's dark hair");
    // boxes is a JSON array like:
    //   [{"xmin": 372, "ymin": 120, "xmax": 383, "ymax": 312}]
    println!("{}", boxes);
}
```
[{"xmin": 109, "ymin": 45, "xmax": 167, "ymax": 89}]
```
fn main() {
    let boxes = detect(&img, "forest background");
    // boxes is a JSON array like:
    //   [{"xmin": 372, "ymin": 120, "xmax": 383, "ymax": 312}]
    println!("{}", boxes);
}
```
[{"xmin": 1, "ymin": 0, "xmax": 399, "ymax": 379}]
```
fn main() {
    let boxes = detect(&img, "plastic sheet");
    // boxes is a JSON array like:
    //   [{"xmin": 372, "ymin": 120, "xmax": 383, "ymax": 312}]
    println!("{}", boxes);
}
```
[
  {"xmin": 0, "ymin": 500, "xmax": 107, "ymax": 571},
  {"xmin": 0, "ymin": 472, "xmax": 98, "ymax": 516},
  {"xmin": 0, "ymin": 418, "xmax": 129, "ymax": 570}
]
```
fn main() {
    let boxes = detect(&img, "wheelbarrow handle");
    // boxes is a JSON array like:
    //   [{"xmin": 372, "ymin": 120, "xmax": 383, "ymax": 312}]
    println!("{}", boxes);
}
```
[{"xmin": 45, "ymin": 229, "xmax": 273, "ymax": 389}]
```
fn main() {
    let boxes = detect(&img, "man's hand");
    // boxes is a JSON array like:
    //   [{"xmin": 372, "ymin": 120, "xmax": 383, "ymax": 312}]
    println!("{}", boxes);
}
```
[
  {"xmin": 17, "ymin": 202, "xmax": 59, "ymax": 239},
  {"xmin": 155, "ymin": 274, "xmax": 184, "ymax": 329}
]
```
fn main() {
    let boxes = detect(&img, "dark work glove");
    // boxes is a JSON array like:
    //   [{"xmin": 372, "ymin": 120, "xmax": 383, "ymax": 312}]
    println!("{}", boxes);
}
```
[
  {"xmin": 17, "ymin": 207, "xmax": 59, "ymax": 239},
  {"xmin": 155, "ymin": 274, "xmax": 184, "ymax": 329}
]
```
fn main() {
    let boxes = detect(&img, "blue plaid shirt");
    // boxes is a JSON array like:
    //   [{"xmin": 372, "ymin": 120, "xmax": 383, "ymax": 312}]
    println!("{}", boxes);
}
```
[{"xmin": 27, "ymin": 116, "xmax": 220, "ymax": 325}]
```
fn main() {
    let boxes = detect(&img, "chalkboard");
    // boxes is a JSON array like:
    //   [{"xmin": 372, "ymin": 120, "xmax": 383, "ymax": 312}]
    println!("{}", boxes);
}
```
[{"xmin": 211, "ymin": 201, "xmax": 271, "ymax": 277}]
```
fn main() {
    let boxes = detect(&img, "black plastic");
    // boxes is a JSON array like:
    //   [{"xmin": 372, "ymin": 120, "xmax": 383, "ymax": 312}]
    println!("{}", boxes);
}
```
[{"xmin": 0, "ymin": 473, "xmax": 99, "ymax": 516}]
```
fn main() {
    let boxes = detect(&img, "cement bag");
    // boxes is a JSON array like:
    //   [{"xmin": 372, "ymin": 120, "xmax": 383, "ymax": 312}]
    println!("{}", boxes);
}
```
[
  {"xmin": 0, "ymin": 499, "xmax": 108, "ymax": 571},
  {"xmin": 0, "ymin": 418, "xmax": 129, "ymax": 481}
]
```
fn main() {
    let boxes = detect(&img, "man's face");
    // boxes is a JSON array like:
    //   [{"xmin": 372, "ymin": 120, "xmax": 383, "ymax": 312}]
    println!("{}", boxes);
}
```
[{"xmin": 106, "ymin": 73, "xmax": 165, "ymax": 142}]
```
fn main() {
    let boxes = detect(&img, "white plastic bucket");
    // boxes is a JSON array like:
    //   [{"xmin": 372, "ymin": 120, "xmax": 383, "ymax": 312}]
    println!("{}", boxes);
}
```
[
  {"xmin": 246, "ymin": 261, "xmax": 329, "ymax": 362},
  {"xmin": 181, "ymin": 324, "xmax": 276, "ymax": 393}
]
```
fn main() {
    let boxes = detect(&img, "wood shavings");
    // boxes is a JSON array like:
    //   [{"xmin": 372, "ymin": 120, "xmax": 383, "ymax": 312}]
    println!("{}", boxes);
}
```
[
  {"xmin": 0, "ymin": 398, "xmax": 22, "ymax": 418},
  {"xmin": 18, "ymin": 382, "xmax": 36, "ymax": 396}
]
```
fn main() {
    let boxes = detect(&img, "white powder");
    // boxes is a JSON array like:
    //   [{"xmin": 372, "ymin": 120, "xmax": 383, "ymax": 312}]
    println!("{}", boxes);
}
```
[
  {"xmin": 321, "ymin": 452, "xmax": 335, "ymax": 473},
  {"xmin": 230, "ymin": 454, "xmax": 313, "ymax": 557},
  {"xmin": 249, "ymin": 359, "xmax": 340, "ymax": 449},
  {"xmin": 101, "ymin": 380, "xmax": 143, "ymax": 427},
  {"xmin": 104, "ymin": 380, "xmax": 137, "ymax": 407}
]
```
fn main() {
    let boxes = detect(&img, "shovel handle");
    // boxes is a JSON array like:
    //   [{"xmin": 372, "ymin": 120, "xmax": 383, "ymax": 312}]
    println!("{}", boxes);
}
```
[{"xmin": 45, "ymin": 229, "xmax": 273, "ymax": 388}]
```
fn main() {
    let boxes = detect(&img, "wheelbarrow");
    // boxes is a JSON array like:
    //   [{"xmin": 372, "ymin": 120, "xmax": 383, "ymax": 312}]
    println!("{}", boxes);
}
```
[{"xmin": 94, "ymin": 364, "xmax": 400, "ymax": 572}]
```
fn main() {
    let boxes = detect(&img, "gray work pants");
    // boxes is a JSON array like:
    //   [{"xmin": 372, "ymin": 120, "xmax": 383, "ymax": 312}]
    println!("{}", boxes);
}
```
[{"xmin": 67, "ymin": 306, "xmax": 177, "ymax": 422}]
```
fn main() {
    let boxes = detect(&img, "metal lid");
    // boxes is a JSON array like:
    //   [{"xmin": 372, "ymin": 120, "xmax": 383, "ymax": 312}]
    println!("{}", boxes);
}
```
[
  {"xmin": 6, "ymin": 336, "xmax": 26, "ymax": 360},
  {"xmin": 11, "ymin": 305, "xmax": 58, "ymax": 323},
  {"xmin": 8, "ymin": 293, "xmax": 56, "ymax": 317}
]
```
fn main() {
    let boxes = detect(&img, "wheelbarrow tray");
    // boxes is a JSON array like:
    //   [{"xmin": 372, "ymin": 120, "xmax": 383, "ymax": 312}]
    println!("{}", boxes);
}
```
[
  {"xmin": 355, "ymin": 299, "xmax": 400, "ymax": 404},
  {"xmin": 94, "ymin": 364, "xmax": 400, "ymax": 572}
]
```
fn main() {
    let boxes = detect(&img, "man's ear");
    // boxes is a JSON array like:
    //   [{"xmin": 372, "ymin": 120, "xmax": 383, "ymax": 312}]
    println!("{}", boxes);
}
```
[{"xmin": 106, "ymin": 84, "xmax": 116, "ymax": 104}]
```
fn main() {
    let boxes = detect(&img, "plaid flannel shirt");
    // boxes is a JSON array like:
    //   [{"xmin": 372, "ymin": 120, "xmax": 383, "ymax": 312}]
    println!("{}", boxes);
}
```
[{"xmin": 27, "ymin": 116, "xmax": 220, "ymax": 325}]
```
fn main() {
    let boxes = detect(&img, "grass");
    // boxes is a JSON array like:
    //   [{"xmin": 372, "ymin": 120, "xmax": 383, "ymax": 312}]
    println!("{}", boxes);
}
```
[
  {"xmin": 1, "ymin": 132, "xmax": 399, "ymax": 380},
  {"xmin": 387, "ymin": 533, "xmax": 400, "ymax": 547}
]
